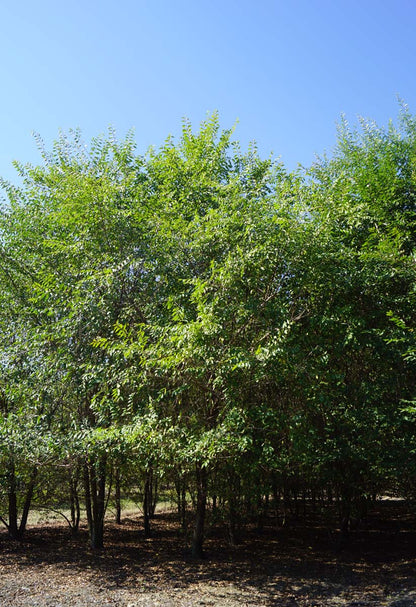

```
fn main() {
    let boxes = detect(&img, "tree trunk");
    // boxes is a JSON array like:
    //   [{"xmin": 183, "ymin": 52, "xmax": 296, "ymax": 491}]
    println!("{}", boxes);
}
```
[
  {"xmin": 340, "ymin": 510, "xmax": 350, "ymax": 538},
  {"xmin": 191, "ymin": 463, "xmax": 208, "ymax": 559},
  {"xmin": 7, "ymin": 460, "xmax": 19, "ymax": 540},
  {"xmin": 228, "ymin": 493, "xmax": 238, "ymax": 547},
  {"xmin": 256, "ymin": 492, "xmax": 264, "ymax": 531},
  {"xmin": 18, "ymin": 467, "xmax": 38, "ymax": 537},
  {"xmin": 84, "ymin": 456, "xmax": 106, "ymax": 550},
  {"xmin": 70, "ymin": 467, "xmax": 81, "ymax": 534},
  {"xmin": 6, "ymin": 461, "xmax": 37, "ymax": 540},
  {"xmin": 143, "ymin": 471, "xmax": 151, "ymax": 538},
  {"xmin": 150, "ymin": 471, "xmax": 158, "ymax": 517},
  {"xmin": 115, "ymin": 467, "xmax": 121, "ymax": 525},
  {"xmin": 84, "ymin": 462, "xmax": 93, "ymax": 538},
  {"xmin": 175, "ymin": 475, "xmax": 187, "ymax": 532}
]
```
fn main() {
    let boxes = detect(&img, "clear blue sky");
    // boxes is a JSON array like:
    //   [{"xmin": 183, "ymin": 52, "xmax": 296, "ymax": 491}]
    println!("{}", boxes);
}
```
[{"xmin": 1, "ymin": 0, "xmax": 415, "ymax": 182}]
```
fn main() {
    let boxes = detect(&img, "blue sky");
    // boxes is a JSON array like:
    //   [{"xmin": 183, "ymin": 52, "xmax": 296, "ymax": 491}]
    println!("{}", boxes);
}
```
[{"xmin": 1, "ymin": 0, "xmax": 415, "ymax": 182}]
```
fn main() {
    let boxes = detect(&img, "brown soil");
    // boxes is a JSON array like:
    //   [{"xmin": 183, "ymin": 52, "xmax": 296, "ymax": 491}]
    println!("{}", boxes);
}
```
[{"xmin": 1, "ymin": 500, "xmax": 416, "ymax": 606}]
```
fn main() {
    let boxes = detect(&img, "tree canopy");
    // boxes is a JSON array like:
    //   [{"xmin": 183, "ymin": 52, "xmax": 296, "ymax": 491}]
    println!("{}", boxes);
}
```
[{"xmin": 1, "ymin": 110, "xmax": 416, "ymax": 555}]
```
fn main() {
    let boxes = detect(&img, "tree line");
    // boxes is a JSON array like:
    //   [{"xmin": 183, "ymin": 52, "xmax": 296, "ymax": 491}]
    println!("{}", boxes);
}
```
[{"xmin": 1, "ymin": 110, "xmax": 416, "ymax": 557}]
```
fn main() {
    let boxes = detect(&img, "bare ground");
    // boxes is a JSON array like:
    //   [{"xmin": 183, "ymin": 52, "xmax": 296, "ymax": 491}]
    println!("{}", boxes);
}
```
[{"xmin": 1, "ymin": 501, "xmax": 416, "ymax": 606}]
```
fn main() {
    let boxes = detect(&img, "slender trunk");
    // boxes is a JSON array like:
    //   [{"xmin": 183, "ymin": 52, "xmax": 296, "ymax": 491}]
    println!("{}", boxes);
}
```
[
  {"xmin": 19, "ymin": 467, "xmax": 38, "ymax": 537},
  {"xmin": 191, "ymin": 463, "xmax": 208, "ymax": 559},
  {"xmin": 7, "ymin": 460, "xmax": 19, "ymax": 540},
  {"xmin": 84, "ymin": 462, "xmax": 93, "ymax": 536},
  {"xmin": 84, "ymin": 457, "xmax": 106, "ymax": 550},
  {"xmin": 264, "ymin": 492, "xmax": 270, "ymax": 514},
  {"xmin": 93, "ymin": 457, "xmax": 106, "ymax": 549},
  {"xmin": 181, "ymin": 484, "xmax": 187, "ymax": 530},
  {"xmin": 150, "ymin": 472, "xmax": 158, "ymax": 517},
  {"xmin": 228, "ymin": 494, "xmax": 238, "ymax": 547},
  {"xmin": 143, "ymin": 471, "xmax": 151, "ymax": 538},
  {"xmin": 282, "ymin": 484, "xmax": 290, "ymax": 527},
  {"xmin": 70, "ymin": 481, "xmax": 76, "ymax": 529},
  {"xmin": 70, "ymin": 474, "xmax": 81, "ymax": 534},
  {"xmin": 256, "ymin": 493, "xmax": 264, "ymax": 531},
  {"xmin": 175, "ymin": 478, "xmax": 182, "ymax": 519},
  {"xmin": 175, "ymin": 475, "xmax": 187, "ymax": 532},
  {"xmin": 7, "ymin": 462, "xmax": 37, "ymax": 540},
  {"xmin": 115, "ymin": 467, "xmax": 121, "ymax": 525}
]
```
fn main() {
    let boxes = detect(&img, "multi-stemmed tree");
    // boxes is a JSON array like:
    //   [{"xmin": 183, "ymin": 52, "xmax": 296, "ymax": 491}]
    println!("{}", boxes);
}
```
[{"xmin": 1, "ymin": 108, "xmax": 416, "ymax": 556}]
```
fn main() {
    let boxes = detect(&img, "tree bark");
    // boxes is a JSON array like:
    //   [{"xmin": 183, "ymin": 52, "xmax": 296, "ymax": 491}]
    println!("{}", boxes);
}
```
[
  {"xmin": 84, "ymin": 456, "xmax": 106, "ymax": 550},
  {"xmin": 18, "ymin": 467, "xmax": 38, "ymax": 537},
  {"xmin": 7, "ymin": 460, "xmax": 19, "ymax": 540},
  {"xmin": 143, "ymin": 470, "xmax": 151, "ymax": 538},
  {"xmin": 6, "ymin": 461, "xmax": 37, "ymax": 540},
  {"xmin": 150, "ymin": 470, "xmax": 158, "ymax": 517},
  {"xmin": 70, "ymin": 467, "xmax": 81, "ymax": 534},
  {"xmin": 228, "ymin": 493, "xmax": 238, "ymax": 547},
  {"xmin": 191, "ymin": 463, "xmax": 208, "ymax": 559},
  {"xmin": 175, "ymin": 474, "xmax": 187, "ymax": 532},
  {"xmin": 115, "ymin": 467, "xmax": 121, "ymax": 525}
]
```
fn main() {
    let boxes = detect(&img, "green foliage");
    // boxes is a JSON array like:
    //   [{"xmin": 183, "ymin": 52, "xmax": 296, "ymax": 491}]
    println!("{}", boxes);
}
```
[{"xmin": 2, "ymin": 108, "xmax": 416, "ymax": 544}]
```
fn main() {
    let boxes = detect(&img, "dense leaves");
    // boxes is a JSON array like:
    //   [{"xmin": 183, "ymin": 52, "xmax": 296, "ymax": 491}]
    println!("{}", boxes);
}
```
[{"xmin": 1, "ymin": 110, "xmax": 416, "ymax": 553}]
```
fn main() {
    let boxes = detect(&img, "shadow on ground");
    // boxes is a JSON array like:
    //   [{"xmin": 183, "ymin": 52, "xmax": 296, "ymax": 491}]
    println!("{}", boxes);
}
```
[{"xmin": 1, "ymin": 501, "xmax": 416, "ymax": 606}]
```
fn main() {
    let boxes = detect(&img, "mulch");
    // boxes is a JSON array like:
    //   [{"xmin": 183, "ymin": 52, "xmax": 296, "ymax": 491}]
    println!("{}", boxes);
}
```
[{"xmin": 1, "ymin": 500, "xmax": 416, "ymax": 606}]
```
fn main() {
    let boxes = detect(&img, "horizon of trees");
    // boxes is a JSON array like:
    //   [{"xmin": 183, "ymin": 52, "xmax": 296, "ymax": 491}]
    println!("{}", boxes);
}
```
[{"xmin": 1, "ymin": 109, "xmax": 416, "ymax": 557}]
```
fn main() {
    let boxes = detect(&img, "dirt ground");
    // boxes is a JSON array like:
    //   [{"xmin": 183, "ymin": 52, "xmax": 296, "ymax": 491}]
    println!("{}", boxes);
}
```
[{"xmin": 1, "ymin": 501, "xmax": 416, "ymax": 606}]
